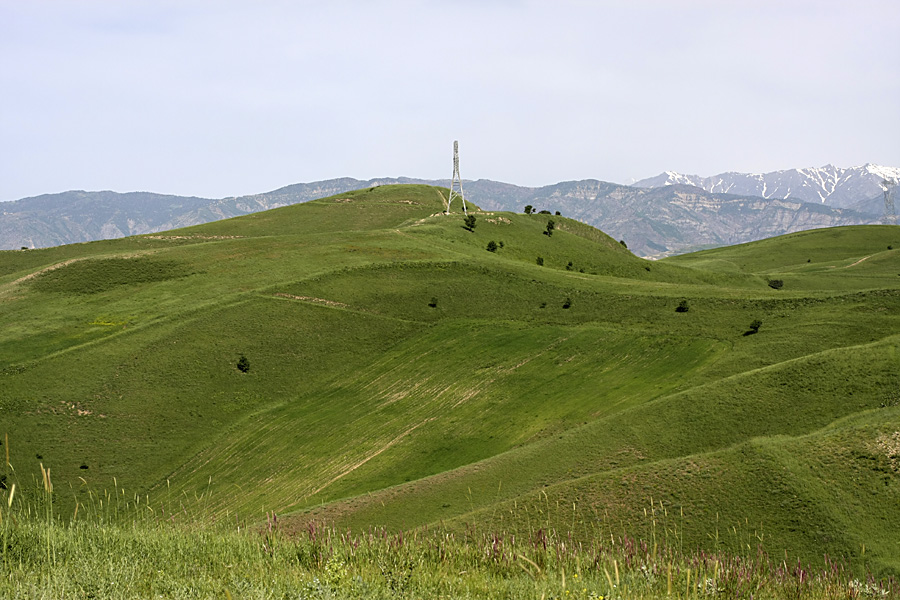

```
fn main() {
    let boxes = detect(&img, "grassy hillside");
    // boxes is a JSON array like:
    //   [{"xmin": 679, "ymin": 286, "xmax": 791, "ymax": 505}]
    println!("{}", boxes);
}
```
[{"xmin": 2, "ymin": 185, "xmax": 899, "ymax": 576}]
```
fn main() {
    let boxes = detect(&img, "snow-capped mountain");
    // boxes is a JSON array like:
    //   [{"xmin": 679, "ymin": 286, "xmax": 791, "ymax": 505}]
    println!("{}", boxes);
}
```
[{"xmin": 634, "ymin": 164, "xmax": 900, "ymax": 212}]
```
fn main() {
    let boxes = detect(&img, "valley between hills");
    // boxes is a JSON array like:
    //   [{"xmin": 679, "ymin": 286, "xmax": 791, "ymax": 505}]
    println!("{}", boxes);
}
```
[{"xmin": 2, "ymin": 184, "xmax": 900, "ymax": 594}]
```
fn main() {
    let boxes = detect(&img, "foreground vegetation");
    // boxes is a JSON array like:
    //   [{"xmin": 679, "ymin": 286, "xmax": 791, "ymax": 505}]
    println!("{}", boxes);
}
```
[{"xmin": 2, "ymin": 482, "xmax": 895, "ymax": 599}]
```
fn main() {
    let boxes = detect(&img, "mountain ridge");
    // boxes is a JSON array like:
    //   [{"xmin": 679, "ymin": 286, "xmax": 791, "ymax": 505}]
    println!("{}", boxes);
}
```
[{"xmin": 2, "ymin": 165, "xmax": 893, "ymax": 256}]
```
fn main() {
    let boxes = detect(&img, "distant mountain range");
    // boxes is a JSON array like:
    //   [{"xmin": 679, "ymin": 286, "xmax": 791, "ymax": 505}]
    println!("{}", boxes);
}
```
[
  {"xmin": 1, "ymin": 165, "xmax": 895, "ymax": 257},
  {"xmin": 633, "ymin": 163, "xmax": 900, "ymax": 213}
]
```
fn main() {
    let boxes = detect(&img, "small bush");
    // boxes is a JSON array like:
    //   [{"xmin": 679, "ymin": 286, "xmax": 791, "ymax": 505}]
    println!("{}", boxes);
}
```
[
  {"xmin": 486, "ymin": 241, "xmax": 498, "ymax": 252},
  {"xmin": 562, "ymin": 297, "xmax": 572, "ymax": 309},
  {"xmin": 538, "ymin": 210, "xmax": 552, "ymax": 215},
  {"xmin": 619, "ymin": 240, "xmax": 628, "ymax": 248},
  {"xmin": 566, "ymin": 261, "xmax": 573, "ymax": 271},
  {"xmin": 237, "ymin": 355, "xmax": 251, "ymax": 373},
  {"xmin": 536, "ymin": 256, "xmax": 544, "ymax": 266},
  {"xmin": 555, "ymin": 211, "xmax": 561, "ymax": 216},
  {"xmin": 463, "ymin": 215, "xmax": 477, "ymax": 231},
  {"xmin": 428, "ymin": 297, "xmax": 437, "ymax": 308},
  {"xmin": 767, "ymin": 279, "xmax": 784, "ymax": 290},
  {"xmin": 676, "ymin": 299, "xmax": 690, "ymax": 313},
  {"xmin": 524, "ymin": 205, "xmax": 533, "ymax": 215},
  {"xmin": 498, "ymin": 241, "xmax": 505, "ymax": 248},
  {"xmin": 745, "ymin": 319, "xmax": 763, "ymax": 335}
]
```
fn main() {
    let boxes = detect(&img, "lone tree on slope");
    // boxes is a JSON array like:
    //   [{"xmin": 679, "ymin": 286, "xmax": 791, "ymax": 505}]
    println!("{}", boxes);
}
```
[{"xmin": 545, "ymin": 220, "xmax": 555, "ymax": 237}]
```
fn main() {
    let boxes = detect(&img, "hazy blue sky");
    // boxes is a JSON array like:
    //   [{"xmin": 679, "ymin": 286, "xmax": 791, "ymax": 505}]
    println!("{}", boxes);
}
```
[{"xmin": 2, "ymin": 0, "xmax": 898, "ymax": 201}]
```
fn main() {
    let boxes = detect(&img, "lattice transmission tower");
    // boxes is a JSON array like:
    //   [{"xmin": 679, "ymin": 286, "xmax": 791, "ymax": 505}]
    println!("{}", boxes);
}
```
[
  {"xmin": 446, "ymin": 140, "xmax": 467, "ymax": 215},
  {"xmin": 883, "ymin": 178, "xmax": 897, "ymax": 225}
]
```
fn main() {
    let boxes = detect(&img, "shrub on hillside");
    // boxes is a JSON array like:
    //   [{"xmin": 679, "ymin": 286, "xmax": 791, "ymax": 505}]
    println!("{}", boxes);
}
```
[
  {"xmin": 745, "ymin": 319, "xmax": 762, "ymax": 335},
  {"xmin": 237, "ymin": 355, "xmax": 251, "ymax": 373},
  {"xmin": 536, "ymin": 256, "xmax": 544, "ymax": 266},
  {"xmin": 676, "ymin": 299, "xmax": 690, "ymax": 313},
  {"xmin": 486, "ymin": 241, "xmax": 498, "ymax": 252},
  {"xmin": 767, "ymin": 279, "xmax": 784, "ymax": 290}
]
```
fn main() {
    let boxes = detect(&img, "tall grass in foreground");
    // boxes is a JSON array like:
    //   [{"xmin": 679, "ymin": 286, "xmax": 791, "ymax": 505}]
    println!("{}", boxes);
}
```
[{"xmin": 1, "ymin": 476, "xmax": 897, "ymax": 599}]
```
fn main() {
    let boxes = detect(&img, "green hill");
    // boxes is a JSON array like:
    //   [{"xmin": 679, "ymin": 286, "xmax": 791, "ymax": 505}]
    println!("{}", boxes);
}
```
[{"xmin": 2, "ymin": 185, "xmax": 899, "ymax": 574}]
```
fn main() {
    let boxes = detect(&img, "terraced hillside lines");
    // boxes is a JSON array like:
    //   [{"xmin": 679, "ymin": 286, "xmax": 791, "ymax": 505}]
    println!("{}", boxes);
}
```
[
  {"xmin": 164, "ymin": 321, "xmax": 723, "ymax": 518},
  {"xmin": 292, "ymin": 336, "xmax": 900, "ymax": 570}
]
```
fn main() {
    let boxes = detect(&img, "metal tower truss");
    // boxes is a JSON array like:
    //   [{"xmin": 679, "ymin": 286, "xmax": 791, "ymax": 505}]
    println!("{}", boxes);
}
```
[{"xmin": 446, "ymin": 140, "xmax": 467, "ymax": 215}]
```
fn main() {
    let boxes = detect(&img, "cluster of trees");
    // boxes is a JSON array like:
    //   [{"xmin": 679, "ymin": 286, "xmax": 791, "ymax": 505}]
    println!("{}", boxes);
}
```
[{"xmin": 524, "ymin": 205, "xmax": 561, "ymax": 216}]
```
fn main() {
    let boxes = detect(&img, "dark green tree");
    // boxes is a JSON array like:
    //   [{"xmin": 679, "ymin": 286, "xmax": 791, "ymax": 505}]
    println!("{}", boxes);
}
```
[
  {"xmin": 486, "ymin": 240, "xmax": 498, "ymax": 252},
  {"xmin": 237, "ymin": 355, "xmax": 250, "ymax": 373},
  {"xmin": 463, "ymin": 214, "xmax": 477, "ymax": 231},
  {"xmin": 747, "ymin": 319, "xmax": 762, "ymax": 335},
  {"xmin": 619, "ymin": 240, "xmax": 628, "ymax": 249},
  {"xmin": 676, "ymin": 299, "xmax": 690, "ymax": 313},
  {"xmin": 536, "ymin": 256, "xmax": 544, "ymax": 266},
  {"xmin": 524, "ymin": 205, "xmax": 533, "ymax": 215},
  {"xmin": 545, "ymin": 220, "xmax": 555, "ymax": 236}
]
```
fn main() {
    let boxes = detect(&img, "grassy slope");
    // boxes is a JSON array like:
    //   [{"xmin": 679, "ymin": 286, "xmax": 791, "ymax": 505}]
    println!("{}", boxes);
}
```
[{"xmin": 2, "ymin": 187, "xmax": 900, "ymax": 573}]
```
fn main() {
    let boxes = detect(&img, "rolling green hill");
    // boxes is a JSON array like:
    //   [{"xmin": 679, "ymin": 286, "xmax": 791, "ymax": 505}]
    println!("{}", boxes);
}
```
[{"xmin": 2, "ymin": 185, "xmax": 899, "ymax": 575}]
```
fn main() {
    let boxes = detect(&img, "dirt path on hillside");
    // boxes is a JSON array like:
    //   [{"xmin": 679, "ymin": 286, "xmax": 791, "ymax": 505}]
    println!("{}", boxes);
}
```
[
  {"xmin": 845, "ymin": 255, "xmax": 872, "ymax": 268},
  {"xmin": 310, "ymin": 417, "xmax": 436, "ymax": 496},
  {"xmin": 0, "ymin": 258, "xmax": 88, "ymax": 301},
  {"xmin": 273, "ymin": 293, "xmax": 351, "ymax": 309}
]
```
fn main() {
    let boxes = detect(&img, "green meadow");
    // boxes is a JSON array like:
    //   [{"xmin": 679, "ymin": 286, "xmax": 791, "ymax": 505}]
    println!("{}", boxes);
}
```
[{"xmin": 2, "ymin": 184, "xmax": 900, "ymax": 596}]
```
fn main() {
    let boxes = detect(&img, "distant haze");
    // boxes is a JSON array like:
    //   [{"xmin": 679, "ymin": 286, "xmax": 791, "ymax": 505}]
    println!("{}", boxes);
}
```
[{"xmin": 2, "ymin": 0, "xmax": 898, "ymax": 201}]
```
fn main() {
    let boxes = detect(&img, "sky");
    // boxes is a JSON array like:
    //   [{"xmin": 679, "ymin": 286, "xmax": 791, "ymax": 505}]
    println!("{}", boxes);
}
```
[{"xmin": 1, "ymin": 0, "xmax": 899, "ymax": 202}]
